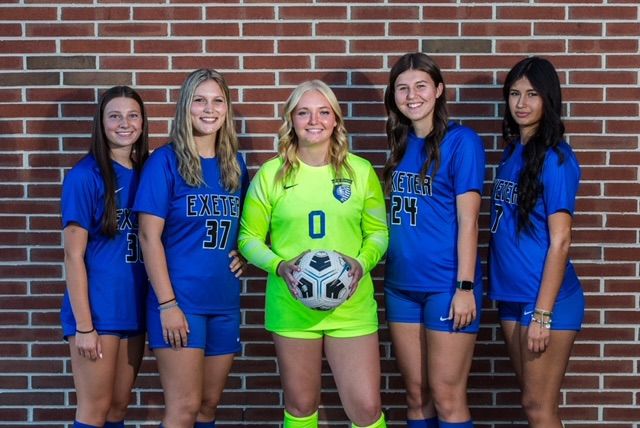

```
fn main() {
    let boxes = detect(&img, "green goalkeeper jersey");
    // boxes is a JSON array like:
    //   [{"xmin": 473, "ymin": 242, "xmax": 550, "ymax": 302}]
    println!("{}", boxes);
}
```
[{"xmin": 238, "ymin": 153, "xmax": 388, "ymax": 332}]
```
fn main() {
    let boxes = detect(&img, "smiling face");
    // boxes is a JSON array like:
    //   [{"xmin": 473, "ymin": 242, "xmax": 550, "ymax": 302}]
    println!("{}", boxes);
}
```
[
  {"xmin": 190, "ymin": 79, "xmax": 228, "ymax": 140},
  {"xmin": 393, "ymin": 68, "xmax": 444, "ymax": 136},
  {"xmin": 508, "ymin": 76, "xmax": 544, "ymax": 143},
  {"xmin": 102, "ymin": 96, "xmax": 143, "ymax": 155},
  {"xmin": 292, "ymin": 89, "xmax": 337, "ymax": 150}
]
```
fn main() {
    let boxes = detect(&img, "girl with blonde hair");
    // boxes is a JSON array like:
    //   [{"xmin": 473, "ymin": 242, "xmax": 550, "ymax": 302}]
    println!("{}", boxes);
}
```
[
  {"xmin": 239, "ymin": 80, "xmax": 389, "ymax": 428},
  {"xmin": 135, "ymin": 69, "xmax": 248, "ymax": 428}
]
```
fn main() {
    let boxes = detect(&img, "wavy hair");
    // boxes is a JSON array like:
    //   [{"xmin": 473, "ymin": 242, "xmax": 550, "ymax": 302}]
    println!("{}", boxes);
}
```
[
  {"xmin": 171, "ymin": 68, "xmax": 241, "ymax": 191},
  {"xmin": 383, "ymin": 52, "xmax": 448, "ymax": 194},
  {"xmin": 275, "ymin": 80, "xmax": 353, "ymax": 184},
  {"xmin": 90, "ymin": 85, "xmax": 148, "ymax": 237},
  {"xmin": 502, "ymin": 56, "xmax": 565, "ymax": 231}
]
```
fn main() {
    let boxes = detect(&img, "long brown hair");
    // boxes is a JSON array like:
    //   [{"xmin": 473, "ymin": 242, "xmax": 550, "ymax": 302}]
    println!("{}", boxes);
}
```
[
  {"xmin": 382, "ymin": 53, "xmax": 448, "ymax": 194},
  {"xmin": 90, "ymin": 86, "xmax": 148, "ymax": 237}
]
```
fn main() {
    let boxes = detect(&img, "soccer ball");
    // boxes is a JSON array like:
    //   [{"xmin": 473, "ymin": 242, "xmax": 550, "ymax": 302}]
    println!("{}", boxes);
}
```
[{"xmin": 292, "ymin": 250, "xmax": 353, "ymax": 311}]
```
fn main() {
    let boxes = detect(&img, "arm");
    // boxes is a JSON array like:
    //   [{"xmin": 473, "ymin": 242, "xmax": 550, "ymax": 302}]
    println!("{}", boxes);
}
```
[
  {"xmin": 528, "ymin": 211, "xmax": 572, "ymax": 353},
  {"xmin": 340, "ymin": 167, "xmax": 388, "ymax": 295},
  {"xmin": 450, "ymin": 191, "xmax": 481, "ymax": 330},
  {"xmin": 238, "ymin": 170, "xmax": 283, "ymax": 275},
  {"xmin": 355, "ymin": 166, "xmax": 389, "ymax": 275},
  {"xmin": 138, "ymin": 213, "xmax": 189, "ymax": 348},
  {"xmin": 63, "ymin": 224, "xmax": 101, "ymax": 360}
]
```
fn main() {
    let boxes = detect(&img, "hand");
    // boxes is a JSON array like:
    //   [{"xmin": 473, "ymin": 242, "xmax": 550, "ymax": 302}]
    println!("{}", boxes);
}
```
[
  {"xmin": 229, "ymin": 250, "xmax": 247, "ymax": 278},
  {"xmin": 335, "ymin": 252, "xmax": 363, "ymax": 297},
  {"xmin": 75, "ymin": 329, "xmax": 102, "ymax": 360},
  {"xmin": 449, "ymin": 289, "xmax": 477, "ymax": 330},
  {"xmin": 527, "ymin": 319, "xmax": 550, "ymax": 353},
  {"xmin": 160, "ymin": 305, "xmax": 190, "ymax": 349},
  {"xmin": 277, "ymin": 252, "xmax": 308, "ymax": 298}
]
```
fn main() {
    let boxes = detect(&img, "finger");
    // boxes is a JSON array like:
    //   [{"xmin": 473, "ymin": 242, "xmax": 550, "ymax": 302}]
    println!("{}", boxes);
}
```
[
  {"xmin": 180, "ymin": 328, "xmax": 188, "ymax": 347},
  {"xmin": 96, "ymin": 338, "xmax": 103, "ymax": 360}
]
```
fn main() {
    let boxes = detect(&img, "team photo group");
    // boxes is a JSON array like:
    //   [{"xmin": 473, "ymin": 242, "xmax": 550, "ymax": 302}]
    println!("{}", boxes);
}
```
[{"xmin": 60, "ymin": 52, "xmax": 583, "ymax": 428}]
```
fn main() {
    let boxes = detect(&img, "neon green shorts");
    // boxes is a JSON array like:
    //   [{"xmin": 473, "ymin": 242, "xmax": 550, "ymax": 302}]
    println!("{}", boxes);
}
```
[{"xmin": 273, "ymin": 323, "xmax": 378, "ymax": 339}]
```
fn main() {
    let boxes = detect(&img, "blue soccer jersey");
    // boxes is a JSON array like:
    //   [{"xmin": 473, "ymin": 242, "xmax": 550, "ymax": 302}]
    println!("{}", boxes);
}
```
[
  {"xmin": 60, "ymin": 155, "xmax": 148, "ymax": 334},
  {"xmin": 384, "ymin": 122, "xmax": 486, "ymax": 292},
  {"xmin": 488, "ymin": 141, "xmax": 581, "ymax": 302},
  {"xmin": 133, "ymin": 144, "xmax": 248, "ymax": 314}
]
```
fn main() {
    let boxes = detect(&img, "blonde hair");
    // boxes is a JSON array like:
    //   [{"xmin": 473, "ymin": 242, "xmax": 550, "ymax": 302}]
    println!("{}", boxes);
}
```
[
  {"xmin": 275, "ymin": 80, "xmax": 353, "ymax": 184},
  {"xmin": 171, "ymin": 69, "xmax": 241, "ymax": 191}
]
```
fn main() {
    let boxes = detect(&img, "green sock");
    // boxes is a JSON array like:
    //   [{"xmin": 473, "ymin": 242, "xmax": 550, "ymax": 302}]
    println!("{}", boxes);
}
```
[
  {"xmin": 352, "ymin": 412, "xmax": 386, "ymax": 428},
  {"xmin": 284, "ymin": 409, "xmax": 318, "ymax": 428}
]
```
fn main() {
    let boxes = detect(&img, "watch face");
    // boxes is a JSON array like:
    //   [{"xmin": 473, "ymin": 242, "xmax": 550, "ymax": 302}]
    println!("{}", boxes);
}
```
[{"xmin": 457, "ymin": 281, "xmax": 475, "ymax": 290}]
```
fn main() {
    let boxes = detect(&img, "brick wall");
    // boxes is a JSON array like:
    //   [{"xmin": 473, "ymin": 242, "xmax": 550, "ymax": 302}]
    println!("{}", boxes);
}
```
[{"xmin": 0, "ymin": 1, "xmax": 638, "ymax": 427}]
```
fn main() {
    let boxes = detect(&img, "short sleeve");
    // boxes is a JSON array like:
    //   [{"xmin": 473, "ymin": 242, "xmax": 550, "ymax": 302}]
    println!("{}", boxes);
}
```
[
  {"xmin": 542, "ymin": 146, "xmax": 581, "ymax": 216},
  {"xmin": 133, "ymin": 146, "xmax": 174, "ymax": 219},
  {"xmin": 61, "ymin": 164, "xmax": 99, "ymax": 230},
  {"xmin": 451, "ymin": 128, "xmax": 486, "ymax": 196}
]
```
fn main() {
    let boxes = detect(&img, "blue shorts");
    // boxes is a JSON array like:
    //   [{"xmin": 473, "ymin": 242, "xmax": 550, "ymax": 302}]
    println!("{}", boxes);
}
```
[
  {"xmin": 497, "ymin": 286, "xmax": 584, "ymax": 331},
  {"xmin": 384, "ymin": 285, "xmax": 483, "ymax": 334},
  {"xmin": 147, "ymin": 308, "xmax": 241, "ymax": 356},
  {"xmin": 62, "ymin": 328, "xmax": 144, "ymax": 341}
]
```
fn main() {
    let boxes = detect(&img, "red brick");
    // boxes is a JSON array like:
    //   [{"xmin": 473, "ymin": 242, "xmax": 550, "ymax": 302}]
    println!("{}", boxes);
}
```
[
  {"xmin": 389, "ymin": 22, "xmax": 457, "ymax": 37},
  {"xmin": 244, "ymin": 22, "xmax": 311, "ymax": 37},
  {"xmin": 570, "ymin": 5, "xmax": 638, "ymax": 19},
  {"xmin": 534, "ymin": 22, "xmax": 602, "ymax": 36},
  {"xmin": 570, "ymin": 38, "xmax": 638, "ymax": 53},
  {"xmin": 206, "ymin": 39, "xmax": 274, "ymax": 54},
  {"xmin": 424, "ymin": 6, "xmax": 492, "ymax": 20},
  {"xmin": 0, "ymin": 7, "xmax": 56, "ymax": 20},
  {"xmin": 134, "ymin": 39, "xmax": 201, "ymax": 54},
  {"xmin": 61, "ymin": 7, "xmax": 129, "ymax": 20},
  {"xmin": 171, "ymin": 22, "xmax": 239, "ymax": 37},
  {"xmin": 279, "ymin": 6, "xmax": 346, "ymax": 20},
  {"xmin": 26, "ymin": 23, "xmax": 94, "ymax": 37},
  {"xmin": 498, "ymin": 6, "xmax": 565, "ymax": 19},
  {"xmin": 278, "ymin": 39, "xmax": 345, "ymax": 54},
  {"xmin": 205, "ymin": 6, "xmax": 274, "ymax": 20},
  {"xmin": 99, "ymin": 23, "xmax": 168, "ymax": 37},
  {"xmin": 171, "ymin": 55, "xmax": 239, "ymax": 71},
  {"xmin": 133, "ymin": 6, "xmax": 202, "ymax": 20},
  {"xmin": 496, "ymin": 39, "xmax": 566, "ymax": 53},
  {"xmin": 62, "ymin": 39, "xmax": 131, "ymax": 54},
  {"xmin": 464, "ymin": 22, "xmax": 531, "ymax": 37}
]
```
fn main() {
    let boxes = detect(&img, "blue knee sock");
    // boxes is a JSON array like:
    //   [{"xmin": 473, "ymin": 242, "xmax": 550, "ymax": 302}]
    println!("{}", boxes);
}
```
[
  {"xmin": 73, "ymin": 422, "xmax": 99, "ymax": 428},
  {"xmin": 194, "ymin": 422, "xmax": 216, "ymax": 428},
  {"xmin": 438, "ymin": 421, "xmax": 473, "ymax": 428},
  {"xmin": 104, "ymin": 422, "xmax": 125, "ymax": 428},
  {"xmin": 407, "ymin": 417, "xmax": 439, "ymax": 428}
]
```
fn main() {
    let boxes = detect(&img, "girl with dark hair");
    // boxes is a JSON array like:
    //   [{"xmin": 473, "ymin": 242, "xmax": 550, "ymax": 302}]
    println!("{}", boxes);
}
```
[
  {"xmin": 488, "ymin": 56, "xmax": 583, "ymax": 428},
  {"xmin": 134, "ymin": 69, "xmax": 248, "ymax": 428},
  {"xmin": 60, "ymin": 85, "xmax": 149, "ymax": 428},
  {"xmin": 383, "ymin": 53, "xmax": 486, "ymax": 428}
]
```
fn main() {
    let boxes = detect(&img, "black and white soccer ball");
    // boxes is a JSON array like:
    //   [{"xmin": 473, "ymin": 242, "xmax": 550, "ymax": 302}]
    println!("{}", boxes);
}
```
[{"xmin": 292, "ymin": 250, "xmax": 353, "ymax": 311}]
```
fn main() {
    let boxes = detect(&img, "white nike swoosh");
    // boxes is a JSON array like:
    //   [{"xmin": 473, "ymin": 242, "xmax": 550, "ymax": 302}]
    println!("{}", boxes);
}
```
[
  {"xmin": 115, "ymin": 187, "xmax": 124, "ymax": 193},
  {"xmin": 523, "ymin": 310, "xmax": 534, "ymax": 316},
  {"xmin": 439, "ymin": 316, "xmax": 452, "ymax": 322}
]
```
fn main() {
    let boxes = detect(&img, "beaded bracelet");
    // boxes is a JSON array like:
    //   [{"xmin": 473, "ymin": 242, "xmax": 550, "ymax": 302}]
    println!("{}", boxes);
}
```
[
  {"xmin": 534, "ymin": 308, "xmax": 553, "ymax": 317},
  {"xmin": 531, "ymin": 315, "xmax": 552, "ymax": 329},
  {"xmin": 75, "ymin": 327, "xmax": 95, "ymax": 334}
]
